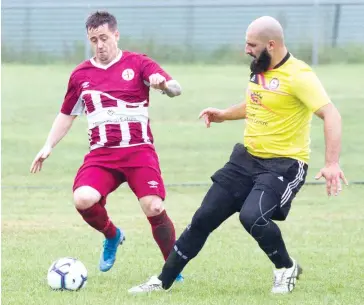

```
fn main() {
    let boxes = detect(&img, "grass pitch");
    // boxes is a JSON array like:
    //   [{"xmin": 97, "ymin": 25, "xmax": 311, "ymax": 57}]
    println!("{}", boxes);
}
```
[{"xmin": 2, "ymin": 63, "xmax": 364, "ymax": 304}]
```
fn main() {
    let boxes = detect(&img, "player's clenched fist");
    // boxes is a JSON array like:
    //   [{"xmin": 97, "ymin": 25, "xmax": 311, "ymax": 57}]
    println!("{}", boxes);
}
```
[
  {"xmin": 198, "ymin": 107, "xmax": 226, "ymax": 128},
  {"xmin": 30, "ymin": 144, "xmax": 52, "ymax": 173},
  {"xmin": 149, "ymin": 73, "xmax": 168, "ymax": 91}
]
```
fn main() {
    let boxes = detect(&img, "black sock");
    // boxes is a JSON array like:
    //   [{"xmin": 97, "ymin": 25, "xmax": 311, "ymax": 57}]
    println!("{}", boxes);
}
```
[
  {"xmin": 158, "ymin": 249, "xmax": 189, "ymax": 290},
  {"xmin": 157, "ymin": 182, "xmax": 236, "ymax": 289},
  {"xmin": 257, "ymin": 221, "xmax": 293, "ymax": 269},
  {"xmin": 240, "ymin": 187, "xmax": 294, "ymax": 270}
]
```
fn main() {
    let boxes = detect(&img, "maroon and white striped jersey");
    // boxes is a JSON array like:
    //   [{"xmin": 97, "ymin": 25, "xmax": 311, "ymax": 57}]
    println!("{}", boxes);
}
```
[{"xmin": 61, "ymin": 50, "xmax": 172, "ymax": 150}]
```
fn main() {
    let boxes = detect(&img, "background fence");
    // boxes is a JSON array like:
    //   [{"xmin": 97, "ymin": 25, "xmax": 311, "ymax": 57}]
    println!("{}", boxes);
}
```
[{"xmin": 2, "ymin": 0, "xmax": 364, "ymax": 65}]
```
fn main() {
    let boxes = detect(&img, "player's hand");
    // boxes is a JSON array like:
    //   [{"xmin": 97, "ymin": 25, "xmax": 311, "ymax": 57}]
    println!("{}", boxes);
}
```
[
  {"xmin": 198, "ymin": 108, "xmax": 226, "ymax": 128},
  {"xmin": 149, "ymin": 73, "xmax": 168, "ymax": 91},
  {"xmin": 315, "ymin": 163, "xmax": 348, "ymax": 196},
  {"xmin": 30, "ymin": 144, "xmax": 52, "ymax": 174}
]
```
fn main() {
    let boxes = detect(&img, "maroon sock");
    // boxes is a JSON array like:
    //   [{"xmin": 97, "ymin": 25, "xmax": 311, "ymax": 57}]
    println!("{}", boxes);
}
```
[
  {"xmin": 148, "ymin": 210, "xmax": 176, "ymax": 261},
  {"xmin": 77, "ymin": 203, "xmax": 117, "ymax": 239}
]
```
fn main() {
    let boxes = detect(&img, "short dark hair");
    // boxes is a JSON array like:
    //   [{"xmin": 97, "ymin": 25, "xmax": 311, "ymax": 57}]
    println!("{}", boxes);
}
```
[{"xmin": 85, "ymin": 11, "xmax": 117, "ymax": 31}]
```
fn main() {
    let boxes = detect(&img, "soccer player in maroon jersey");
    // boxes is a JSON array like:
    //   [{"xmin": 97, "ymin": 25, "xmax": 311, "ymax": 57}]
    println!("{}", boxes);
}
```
[{"xmin": 30, "ymin": 11, "xmax": 183, "ymax": 279}]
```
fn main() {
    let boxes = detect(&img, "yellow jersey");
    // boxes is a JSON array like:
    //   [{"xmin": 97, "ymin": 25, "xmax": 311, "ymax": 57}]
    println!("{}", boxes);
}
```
[{"xmin": 244, "ymin": 53, "xmax": 331, "ymax": 163}]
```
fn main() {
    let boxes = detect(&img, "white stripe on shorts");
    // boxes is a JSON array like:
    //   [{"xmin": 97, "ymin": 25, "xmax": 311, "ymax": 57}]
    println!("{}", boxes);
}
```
[{"xmin": 280, "ymin": 160, "xmax": 305, "ymax": 207}]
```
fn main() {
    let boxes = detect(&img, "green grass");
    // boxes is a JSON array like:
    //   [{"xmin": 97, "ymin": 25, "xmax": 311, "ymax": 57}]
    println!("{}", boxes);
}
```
[{"xmin": 2, "ymin": 63, "xmax": 364, "ymax": 305}]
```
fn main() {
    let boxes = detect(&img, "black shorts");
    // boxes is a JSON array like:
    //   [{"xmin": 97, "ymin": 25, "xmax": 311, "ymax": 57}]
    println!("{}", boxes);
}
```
[{"xmin": 211, "ymin": 143, "xmax": 308, "ymax": 220}]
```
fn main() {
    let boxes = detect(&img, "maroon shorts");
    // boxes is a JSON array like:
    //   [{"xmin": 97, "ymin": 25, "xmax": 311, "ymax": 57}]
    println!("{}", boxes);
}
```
[{"xmin": 73, "ymin": 145, "xmax": 166, "ymax": 202}]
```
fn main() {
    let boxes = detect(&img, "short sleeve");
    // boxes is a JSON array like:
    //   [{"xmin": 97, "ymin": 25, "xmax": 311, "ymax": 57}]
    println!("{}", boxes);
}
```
[
  {"xmin": 292, "ymin": 68, "xmax": 331, "ymax": 113},
  {"xmin": 140, "ymin": 55, "xmax": 172, "ymax": 82},
  {"xmin": 60, "ymin": 74, "xmax": 84, "ymax": 115}
]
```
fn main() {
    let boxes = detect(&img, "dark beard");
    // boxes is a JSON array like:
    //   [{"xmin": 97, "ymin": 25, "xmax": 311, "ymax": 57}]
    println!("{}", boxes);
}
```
[{"xmin": 250, "ymin": 48, "xmax": 272, "ymax": 74}]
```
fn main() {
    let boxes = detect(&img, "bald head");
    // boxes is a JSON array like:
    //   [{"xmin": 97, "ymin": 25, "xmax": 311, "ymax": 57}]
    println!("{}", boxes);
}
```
[
  {"xmin": 247, "ymin": 16, "xmax": 284, "ymax": 44},
  {"xmin": 245, "ymin": 16, "xmax": 288, "ymax": 73}
]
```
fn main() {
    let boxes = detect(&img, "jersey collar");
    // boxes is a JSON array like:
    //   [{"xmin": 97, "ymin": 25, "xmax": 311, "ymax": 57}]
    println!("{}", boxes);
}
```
[
  {"xmin": 273, "ymin": 52, "xmax": 290, "ymax": 69},
  {"xmin": 90, "ymin": 49, "xmax": 123, "ymax": 70}
]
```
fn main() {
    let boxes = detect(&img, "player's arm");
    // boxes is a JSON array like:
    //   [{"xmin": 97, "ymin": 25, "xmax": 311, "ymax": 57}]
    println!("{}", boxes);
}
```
[
  {"xmin": 30, "ymin": 74, "xmax": 82, "ymax": 174},
  {"xmin": 148, "ymin": 74, "xmax": 181, "ymax": 97},
  {"xmin": 293, "ymin": 67, "xmax": 347, "ymax": 196},
  {"xmin": 30, "ymin": 113, "xmax": 77, "ymax": 174},
  {"xmin": 314, "ymin": 103, "xmax": 348, "ymax": 195},
  {"xmin": 162, "ymin": 79, "xmax": 182, "ymax": 97},
  {"xmin": 315, "ymin": 103, "xmax": 342, "ymax": 166},
  {"xmin": 44, "ymin": 113, "xmax": 77, "ymax": 149},
  {"xmin": 141, "ymin": 55, "xmax": 182, "ymax": 97},
  {"xmin": 199, "ymin": 102, "xmax": 246, "ymax": 128},
  {"xmin": 221, "ymin": 102, "xmax": 247, "ymax": 120}
]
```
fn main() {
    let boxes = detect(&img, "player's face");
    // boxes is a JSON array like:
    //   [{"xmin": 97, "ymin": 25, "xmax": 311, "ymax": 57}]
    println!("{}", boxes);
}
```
[
  {"xmin": 245, "ymin": 35, "xmax": 264, "ymax": 59},
  {"xmin": 88, "ymin": 24, "xmax": 120, "ymax": 64},
  {"xmin": 245, "ymin": 33, "xmax": 273, "ymax": 74}
]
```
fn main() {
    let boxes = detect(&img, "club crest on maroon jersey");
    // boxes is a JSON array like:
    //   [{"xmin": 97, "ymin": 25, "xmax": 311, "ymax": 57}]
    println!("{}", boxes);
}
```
[{"xmin": 122, "ymin": 69, "xmax": 135, "ymax": 81}]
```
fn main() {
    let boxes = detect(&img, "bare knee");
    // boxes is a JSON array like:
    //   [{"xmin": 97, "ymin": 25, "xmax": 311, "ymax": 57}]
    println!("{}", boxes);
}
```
[
  {"xmin": 73, "ymin": 186, "xmax": 101, "ymax": 210},
  {"xmin": 139, "ymin": 195, "xmax": 165, "ymax": 217}
]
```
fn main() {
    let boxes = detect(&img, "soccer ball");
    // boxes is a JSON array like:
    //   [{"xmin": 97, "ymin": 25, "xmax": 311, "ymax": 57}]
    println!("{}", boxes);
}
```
[{"xmin": 47, "ymin": 257, "xmax": 88, "ymax": 291}]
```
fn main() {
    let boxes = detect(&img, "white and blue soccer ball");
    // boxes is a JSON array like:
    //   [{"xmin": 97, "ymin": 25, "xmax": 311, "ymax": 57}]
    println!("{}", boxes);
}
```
[{"xmin": 47, "ymin": 257, "xmax": 88, "ymax": 291}]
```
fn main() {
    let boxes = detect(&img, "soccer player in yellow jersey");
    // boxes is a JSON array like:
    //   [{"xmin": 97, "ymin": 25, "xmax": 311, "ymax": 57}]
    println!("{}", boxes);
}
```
[{"xmin": 128, "ymin": 16, "xmax": 347, "ymax": 295}]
